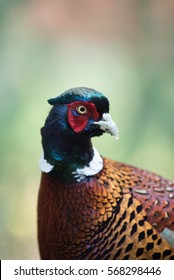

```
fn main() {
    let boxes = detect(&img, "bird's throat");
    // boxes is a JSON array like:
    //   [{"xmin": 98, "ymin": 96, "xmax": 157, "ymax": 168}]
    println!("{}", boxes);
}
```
[{"xmin": 40, "ymin": 137, "xmax": 103, "ymax": 182}]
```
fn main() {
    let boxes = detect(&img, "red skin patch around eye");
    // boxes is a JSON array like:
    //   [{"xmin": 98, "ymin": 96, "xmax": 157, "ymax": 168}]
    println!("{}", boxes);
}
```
[{"xmin": 67, "ymin": 101, "xmax": 99, "ymax": 133}]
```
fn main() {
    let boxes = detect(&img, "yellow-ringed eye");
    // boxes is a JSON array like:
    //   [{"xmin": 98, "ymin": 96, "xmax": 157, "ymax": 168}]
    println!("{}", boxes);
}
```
[{"xmin": 76, "ymin": 105, "xmax": 87, "ymax": 115}]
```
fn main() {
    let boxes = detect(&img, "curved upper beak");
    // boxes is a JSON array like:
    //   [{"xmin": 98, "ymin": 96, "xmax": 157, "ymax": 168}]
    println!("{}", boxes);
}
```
[{"xmin": 94, "ymin": 113, "xmax": 119, "ymax": 140}]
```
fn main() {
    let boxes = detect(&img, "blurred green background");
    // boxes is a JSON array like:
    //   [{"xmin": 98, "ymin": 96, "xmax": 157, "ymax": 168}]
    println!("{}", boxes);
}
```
[{"xmin": 0, "ymin": 0, "xmax": 174, "ymax": 259}]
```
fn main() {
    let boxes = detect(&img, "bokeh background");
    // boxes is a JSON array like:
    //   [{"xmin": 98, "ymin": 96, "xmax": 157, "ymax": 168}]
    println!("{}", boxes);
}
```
[{"xmin": 0, "ymin": 0, "xmax": 174, "ymax": 259}]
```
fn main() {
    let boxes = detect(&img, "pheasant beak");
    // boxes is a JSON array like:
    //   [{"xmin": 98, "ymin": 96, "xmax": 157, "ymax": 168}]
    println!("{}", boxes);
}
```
[{"xmin": 94, "ymin": 113, "xmax": 119, "ymax": 140}]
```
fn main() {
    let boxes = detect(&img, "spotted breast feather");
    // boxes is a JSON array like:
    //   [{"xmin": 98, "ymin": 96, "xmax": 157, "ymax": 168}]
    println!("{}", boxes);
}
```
[{"xmin": 38, "ymin": 87, "xmax": 174, "ymax": 259}]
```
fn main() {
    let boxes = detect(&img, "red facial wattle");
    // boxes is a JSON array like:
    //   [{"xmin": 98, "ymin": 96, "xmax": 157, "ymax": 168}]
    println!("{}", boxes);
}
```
[{"xmin": 67, "ymin": 101, "xmax": 99, "ymax": 133}]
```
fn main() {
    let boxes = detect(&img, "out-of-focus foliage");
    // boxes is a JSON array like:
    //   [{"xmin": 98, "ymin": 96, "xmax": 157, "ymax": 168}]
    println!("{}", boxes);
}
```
[{"xmin": 0, "ymin": 0, "xmax": 174, "ymax": 259}]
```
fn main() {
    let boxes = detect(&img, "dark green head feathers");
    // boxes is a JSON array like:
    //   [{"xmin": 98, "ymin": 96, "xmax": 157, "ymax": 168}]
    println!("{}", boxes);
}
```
[
  {"xmin": 40, "ymin": 87, "xmax": 119, "ymax": 182},
  {"xmin": 48, "ymin": 87, "xmax": 109, "ymax": 115}
]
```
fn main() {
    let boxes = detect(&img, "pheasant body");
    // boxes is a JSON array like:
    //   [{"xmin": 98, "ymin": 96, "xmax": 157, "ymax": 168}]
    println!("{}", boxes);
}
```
[{"xmin": 38, "ymin": 87, "xmax": 174, "ymax": 259}]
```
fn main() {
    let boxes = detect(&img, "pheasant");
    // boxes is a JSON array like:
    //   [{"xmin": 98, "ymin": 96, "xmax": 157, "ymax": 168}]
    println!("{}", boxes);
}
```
[{"xmin": 38, "ymin": 87, "xmax": 174, "ymax": 260}]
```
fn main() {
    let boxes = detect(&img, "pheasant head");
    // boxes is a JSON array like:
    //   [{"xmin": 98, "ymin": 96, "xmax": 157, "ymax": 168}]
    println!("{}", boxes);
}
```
[{"xmin": 40, "ymin": 87, "xmax": 119, "ymax": 182}]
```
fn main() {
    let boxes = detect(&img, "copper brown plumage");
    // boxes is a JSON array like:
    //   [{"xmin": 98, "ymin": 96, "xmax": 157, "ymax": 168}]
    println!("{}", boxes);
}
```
[
  {"xmin": 38, "ymin": 158, "xmax": 174, "ymax": 259},
  {"xmin": 38, "ymin": 87, "xmax": 174, "ymax": 259}
]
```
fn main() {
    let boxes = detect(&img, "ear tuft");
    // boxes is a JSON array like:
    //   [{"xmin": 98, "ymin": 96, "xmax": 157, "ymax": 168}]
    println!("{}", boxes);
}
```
[{"xmin": 47, "ymin": 97, "xmax": 59, "ymax": 105}]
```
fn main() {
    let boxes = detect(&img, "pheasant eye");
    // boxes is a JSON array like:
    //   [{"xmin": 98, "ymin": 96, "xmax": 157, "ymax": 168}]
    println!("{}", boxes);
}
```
[{"xmin": 76, "ymin": 105, "xmax": 87, "ymax": 115}]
